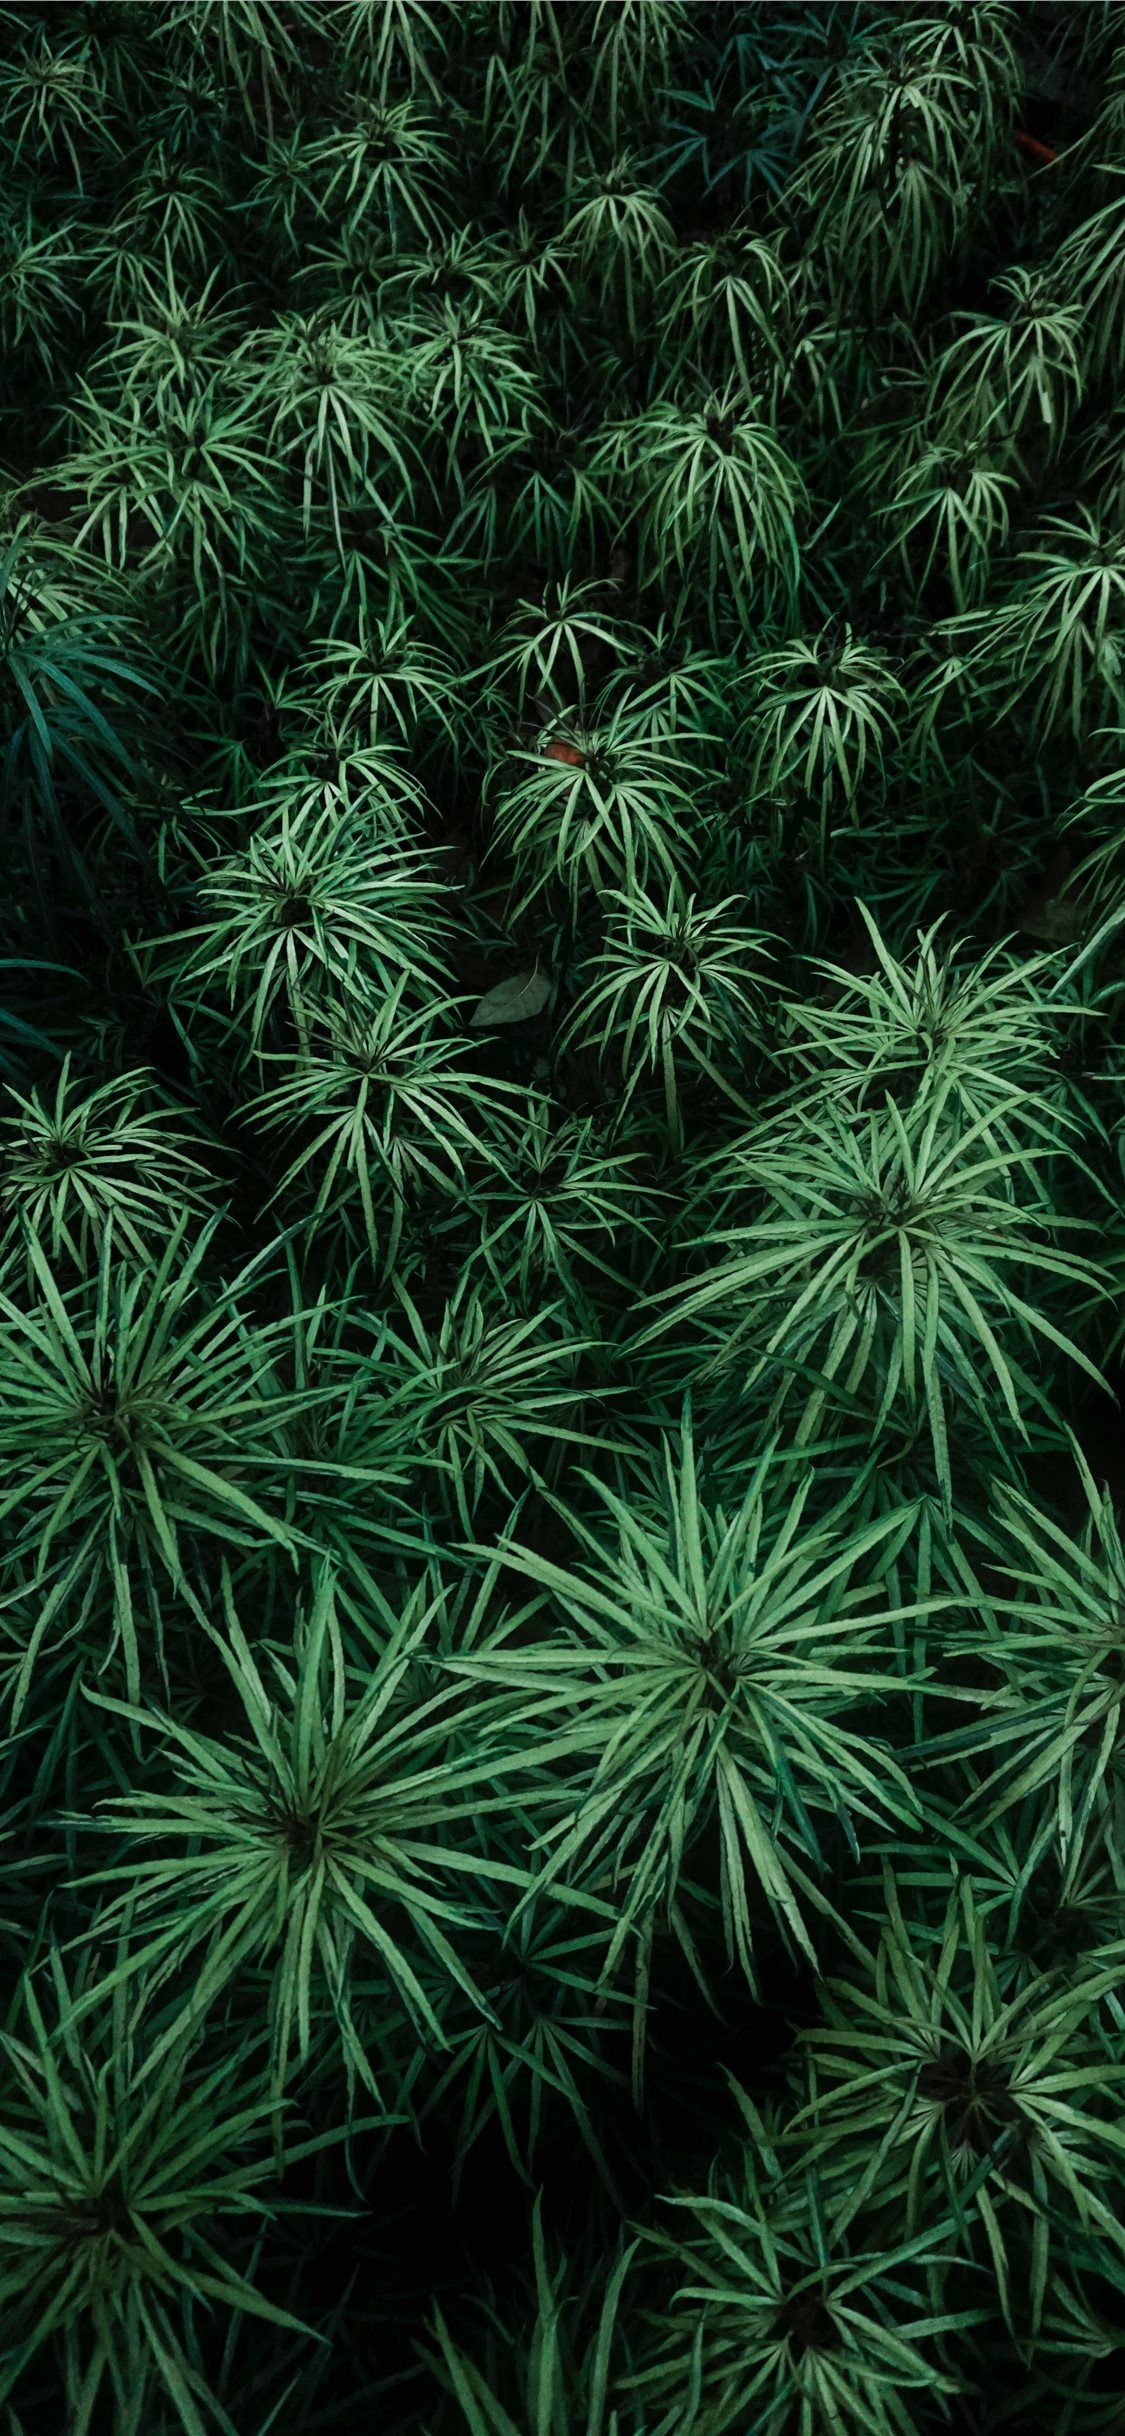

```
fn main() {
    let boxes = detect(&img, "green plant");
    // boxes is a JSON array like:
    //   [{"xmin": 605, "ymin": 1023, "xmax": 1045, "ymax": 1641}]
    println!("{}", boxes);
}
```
[
  {"xmin": 81, "ymin": 1561, "xmax": 533, "ymax": 2111},
  {"xmin": 0, "ymin": 200, "xmax": 82, "ymax": 377},
  {"xmin": 61, "ymin": 381, "xmax": 275, "ymax": 681},
  {"xmin": 331, "ymin": 0, "xmax": 452, "ymax": 105},
  {"xmin": 486, "ymin": 699, "xmax": 703, "ymax": 918},
  {"xmin": 0, "ymin": 1059, "xmax": 216, "ymax": 1270},
  {"xmin": 560, "ymin": 877, "xmax": 770, "ymax": 1147},
  {"xmin": 480, "ymin": 578, "xmax": 625, "ymax": 721},
  {"xmin": 0, "ymin": 1218, "xmax": 307, "ymax": 1713},
  {"xmin": 774, "ymin": 908, "xmax": 1085, "ymax": 1172},
  {"xmin": 458, "ymin": 1418, "xmax": 927, "ymax": 2014},
  {"xmin": 428, "ymin": 2207, "xmax": 642, "ymax": 2436},
  {"xmin": 739, "ymin": 628, "xmax": 906, "ymax": 853},
  {"xmin": 90, "ymin": 144, "xmax": 234, "ymax": 312},
  {"xmin": 797, "ymin": 25, "xmax": 1001, "ymax": 316},
  {"xmin": 1051, "ymin": 181, "xmax": 1125, "ymax": 387},
  {"xmin": 0, "ymin": 1947, "xmax": 313, "ymax": 2436},
  {"xmin": 246, "ymin": 984, "xmax": 517, "ymax": 1268},
  {"xmin": 401, "ymin": 302, "xmax": 544, "ymax": 496},
  {"xmin": 372, "ymin": 1282, "xmax": 600, "ymax": 1536},
  {"xmin": 0, "ymin": 27, "xmax": 115, "ymax": 192},
  {"xmin": 791, "ymin": 1872, "xmax": 1125, "ymax": 2334},
  {"xmin": 561, "ymin": 158, "xmax": 677, "ymax": 343},
  {"xmin": 309, "ymin": 98, "xmax": 458, "ymax": 250},
  {"xmin": 240, "ymin": 314, "xmax": 417, "ymax": 560},
  {"xmin": 459, "ymin": 1096, "xmax": 663, "ymax": 1306},
  {"xmin": 0, "ymin": 519, "xmax": 154, "ymax": 916},
  {"xmin": 925, "ymin": 271, "xmax": 1085, "ymax": 460},
  {"xmin": 874, "ymin": 437, "xmax": 1018, "ymax": 611},
  {"xmin": 2, "ymin": 5, "xmax": 1125, "ymax": 2427},
  {"xmin": 157, "ymin": 0, "xmax": 311, "ymax": 130},
  {"xmin": 594, "ymin": 380, "xmax": 806, "ymax": 635},
  {"xmin": 286, "ymin": 617, "xmax": 464, "ymax": 754},
  {"xmin": 104, "ymin": 265, "xmax": 252, "ymax": 417},
  {"xmin": 585, "ymin": 0, "xmax": 690, "ymax": 149},
  {"xmin": 413, "ymin": 1883, "xmax": 632, "ymax": 2191},
  {"xmin": 971, "ymin": 509, "xmax": 1125, "ymax": 741},
  {"xmin": 660, "ymin": 222, "xmax": 788, "ymax": 395},
  {"xmin": 930, "ymin": 1446, "xmax": 1125, "ymax": 1849},
  {"xmin": 605, "ymin": 619, "xmax": 738, "ymax": 751},
  {"xmin": 638, "ymin": 1079, "xmax": 1108, "ymax": 1512},
  {"xmin": 480, "ymin": 12, "xmax": 596, "ymax": 201},
  {"xmin": 636, "ymin": 2086, "xmax": 977, "ymax": 2436},
  {"xmin": 139, "ymin": 795, "xmax": 455, "ymax": 1068}
]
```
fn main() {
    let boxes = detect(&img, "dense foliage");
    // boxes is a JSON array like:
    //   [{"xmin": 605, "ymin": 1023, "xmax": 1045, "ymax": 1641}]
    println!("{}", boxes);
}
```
[{"xmin": 2, "ymin": 1, "xmax": 1125, "ymax": 2429}]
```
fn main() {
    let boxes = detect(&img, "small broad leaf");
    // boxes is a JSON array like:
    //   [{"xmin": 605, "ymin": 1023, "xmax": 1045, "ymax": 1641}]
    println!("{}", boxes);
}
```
[
  {"xmin": 470, "ymin": 969, "xmax": 553, "ymax": 1028},
  {"xmin": 1019, "ymin": 890, "xmax": 1083, "ymax": 944}
]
